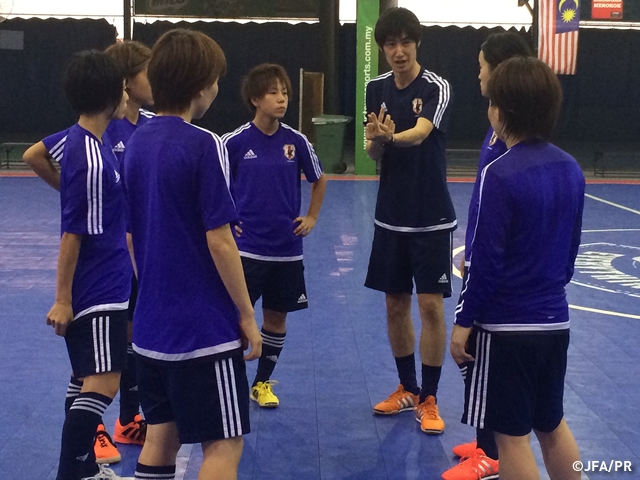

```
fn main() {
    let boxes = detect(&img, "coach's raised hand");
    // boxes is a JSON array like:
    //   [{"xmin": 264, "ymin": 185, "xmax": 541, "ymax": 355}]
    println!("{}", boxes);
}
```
[{"xmin": 366, "ymin": 106, "xmax": 395, "ymax": 144}]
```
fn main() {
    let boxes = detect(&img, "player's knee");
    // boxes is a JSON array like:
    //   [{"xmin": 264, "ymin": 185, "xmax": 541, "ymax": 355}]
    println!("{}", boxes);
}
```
[
  {"xmin": 202, "ymin": 436, "xmax": 243, "ymax": 465},
  {"xmin": 263, "ymin": 309, "xmax": 287, "ymax": 331},
  {"xmin": 385, "ymin": 294, "xmax": 411, "ymax": 320},
  {"xmin": 83, "ymin": 371, "xmax": 121, "ymax": 398},
  {"xmin": 417, "ymin": 295, "xmax": 443, "ymax": 322}
]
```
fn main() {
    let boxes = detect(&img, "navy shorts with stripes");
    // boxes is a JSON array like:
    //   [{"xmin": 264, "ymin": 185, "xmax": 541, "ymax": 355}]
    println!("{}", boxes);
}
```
[
  {"xmin": 137, "ymin": 354, "xmax": 250, "ymax": 444},
  {"xmin": 462, "ymin": 328, "xmax": 570, "ymax": 437},
  {"xmin": 65, "ymin": 309, "xmax": 128, "ymax": 378}
]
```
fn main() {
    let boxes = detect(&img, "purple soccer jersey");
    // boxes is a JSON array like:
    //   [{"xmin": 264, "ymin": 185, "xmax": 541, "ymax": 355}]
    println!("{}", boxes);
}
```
[
  {"xmin": 59, "ymin": 124, "xmax": 132, "ymax": 317},
  {"xmin": 124, "ymin": 116, "xmax": 242, "ymax": 362},
  {"xmin": 223, "ymin": 122, "xmax": 323, "ymax": 261}
]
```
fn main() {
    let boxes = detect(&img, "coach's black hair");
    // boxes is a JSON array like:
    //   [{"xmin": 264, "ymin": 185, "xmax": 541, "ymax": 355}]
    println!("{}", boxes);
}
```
[
  {"xmin": 63, "ymin": 50, "xmax": 124, "ymax": 116},
  {"xmin": 481, "ymin": 32, "xmax": 533, "ymax": 71},
  {"xmin": 487, "ymin": 56, "xmax": 562, "ymax": 142},
  {"xmin": 374, "ymin": 7, "xmax": 422, "ymax": 48}
]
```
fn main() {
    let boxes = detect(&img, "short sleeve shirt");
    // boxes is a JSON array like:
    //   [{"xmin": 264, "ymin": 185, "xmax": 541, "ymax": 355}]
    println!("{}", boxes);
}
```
[
  {"xmin": 223, "ymin": 122, "xmax": 323, "ymax": 260},
  {"xmin": 366, "ymin": 69, "xmax": 457, "ymax": 233},
  {"xmin": 124, "ymin": 116, "xmax": 241, "ymax": 363},
  {"xmin": 59, "ymin": 124, "xmax": 132, "ymax": 317}
]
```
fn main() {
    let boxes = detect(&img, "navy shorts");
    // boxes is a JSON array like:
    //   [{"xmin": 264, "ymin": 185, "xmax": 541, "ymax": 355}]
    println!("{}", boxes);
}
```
[
  {"xmin": 462, "ymin": 328, "xmax": 570, "ymax": 436},
  {"xmin": 137, "ymin": 354, "xmax": 250, "ymax": 444},
  {"xmin": 65, "ymin": 309, "xmax": 128, "ymax": 378},
  {"xmin": 241, "ymin": 257, "xmax": 308, "ymax": 312},
  {"xmin": 365, "ymin": 227, "xmax": 453, "ymax": 297}
]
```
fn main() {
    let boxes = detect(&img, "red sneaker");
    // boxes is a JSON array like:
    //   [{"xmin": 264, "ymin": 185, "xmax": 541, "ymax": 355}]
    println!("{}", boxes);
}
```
[
  {"xmin": 442, "ymin": 448, "xmax": 499, "ymax": 480},
  {"xmin": 452, "ymin": 440, "xmax": 477, "ymax": 458}
]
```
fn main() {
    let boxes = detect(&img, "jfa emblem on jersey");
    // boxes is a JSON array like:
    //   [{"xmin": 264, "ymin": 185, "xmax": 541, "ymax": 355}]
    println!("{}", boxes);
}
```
[
  {"xmin": 283, "ymin": 144, "xmax": 296, "ymax": 161},
  {"xmin": 412, "ymin": 98, "xmax": 423, "ymax": 115}
]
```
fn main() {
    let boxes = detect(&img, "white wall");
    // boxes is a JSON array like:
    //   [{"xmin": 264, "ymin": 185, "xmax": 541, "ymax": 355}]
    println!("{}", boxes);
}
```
[
  {"xmin": 5, "ymin": 0, "xmax": 533, "ymax": 35},
  {"xmin": 340, "ymin": 0, "xmax": 531, "ymax": 28},
  {"xmin": 7, "ymin": 0, "xmax": 124, "ymax": 35}
]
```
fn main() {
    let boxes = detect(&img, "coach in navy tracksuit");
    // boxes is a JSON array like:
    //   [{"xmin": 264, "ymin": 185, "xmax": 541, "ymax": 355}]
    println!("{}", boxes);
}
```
[{"xmin": 450, "ymin": 56, "xmax": 585, "ymax": 480}]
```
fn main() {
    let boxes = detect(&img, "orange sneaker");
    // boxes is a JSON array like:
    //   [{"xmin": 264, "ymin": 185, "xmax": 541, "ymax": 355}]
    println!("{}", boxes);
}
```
[
  {"xmin": 441, "ymin": 448, "xmax": 499, "ymax": 480},
  {"xmin": 452, "ymin": 440, "xmax": 477, "ymax": 458},
  {"xmin": 94, "ymin": 425, "xmax": 121, "ymax": 464},
  {"xmin": 113, "ymin": 414, "xmax": 146, "ymax": 445},
  {"xmin": 373, "ymin": 385, "xmax": 419, "ymax": 415},
  {"xmin": 415, "ymin": 395, "xmax": 445, "ymax": 434}
]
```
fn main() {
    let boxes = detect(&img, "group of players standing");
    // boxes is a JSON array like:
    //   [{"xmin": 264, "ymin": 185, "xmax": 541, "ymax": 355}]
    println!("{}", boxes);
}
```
[{"xmin": 23, "ymin": 6, "xmax": 585, "ymax": 480}]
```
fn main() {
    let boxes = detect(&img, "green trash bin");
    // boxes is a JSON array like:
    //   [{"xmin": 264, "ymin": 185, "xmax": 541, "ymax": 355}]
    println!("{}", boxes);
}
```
[{"xmin": 312, "ymin": 115, "xmax": 352, "ymax": 174}]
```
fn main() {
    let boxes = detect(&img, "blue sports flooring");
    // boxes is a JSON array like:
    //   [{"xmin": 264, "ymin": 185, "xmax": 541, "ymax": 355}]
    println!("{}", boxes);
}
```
[{"xmin": 1, "ymin": 177, "xmax": 639, "ymax": 479}]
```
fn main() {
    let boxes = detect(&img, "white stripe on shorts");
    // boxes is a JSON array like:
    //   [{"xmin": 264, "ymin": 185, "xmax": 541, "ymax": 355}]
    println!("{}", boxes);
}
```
[
  {"xmin": 92, "ymin": 315, "xmax": 112, "ymax": 374},
  {"xmin": 98, "ymin": 317, "xmax": 106, "ymax": 372},
  {"xmin": 214, "ymin": 358, "xmax": 243, "ymax": 439},
  {"xmin": 228, "ymin": 359, "xmax": 243, "ymax": 435},
  {"xmin": 466, "ymin": 330, "xmax": 491, "ymax": 429},
  {"xmin": 215, "ymin": 360, "xmax": 229, "ymax": 438}
]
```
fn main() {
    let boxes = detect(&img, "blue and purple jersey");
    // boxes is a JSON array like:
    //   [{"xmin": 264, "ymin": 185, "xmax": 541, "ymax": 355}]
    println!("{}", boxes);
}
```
[
  {"xmin": 223, "ymin": 122, "xmax": 323, "ymax": 261},
  {"xmin": 107, "ymin": 108, "xmax": 154, "ymax": 171},
  {"xmin": 454, "ymin": 141, "xmax": 585, "ymax": 332},
  {"xmin": 124, "ymin": 115, "xmax": 240, "ymax": 362},
  {"xmin": 42, "ymin": 109, "xmax": 154, "ymax": 168},
  {"xmin": 464, "ymin": 128, "xmax": 508, "ymax": 263},
  {"xmin": 59, "ymin": 124, "xmax": 131, "ymax": 317}
]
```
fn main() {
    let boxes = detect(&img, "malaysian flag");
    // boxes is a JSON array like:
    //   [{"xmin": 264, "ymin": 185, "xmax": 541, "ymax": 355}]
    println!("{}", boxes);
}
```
[{"xmin": 538, "ymin": 0, "xmax": 580, "ymax": 75}]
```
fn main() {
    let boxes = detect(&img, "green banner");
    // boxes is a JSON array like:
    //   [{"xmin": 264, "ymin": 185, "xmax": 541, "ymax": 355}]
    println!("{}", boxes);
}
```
[
  {"xmin": 355, "ymin": 0, "xmax": 379, "ymax": 175},
  {"xmin": 134, "ymin": 0, "xmax": 319, "ymax": 19}
]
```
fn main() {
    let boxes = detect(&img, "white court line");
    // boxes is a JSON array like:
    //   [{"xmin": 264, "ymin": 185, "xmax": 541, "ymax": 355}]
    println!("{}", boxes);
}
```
[
  {"xmin": 582, "ymin": 229, "xmax": 640, "ymax": 233},
  {"xmin": 568, "ymin": 304, "xmax": 640, "ymax": 320},
  {"xmin": 585, "ymin": 193, "xmax": 640, "ymax": 216},
  {"xmin": 451, "ymin": 246, "xmax": 640, "ymax": 320}
]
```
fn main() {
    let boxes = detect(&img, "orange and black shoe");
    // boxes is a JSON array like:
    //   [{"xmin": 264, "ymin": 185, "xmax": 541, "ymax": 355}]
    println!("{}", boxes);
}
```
[
  {"xmin": 94, "ymin": 425, "xmax": 121, "ymax": 464},
  {"xmin": 113, "ymin": 414, "xmax": 146, "ymax": 445},
  {"xmin": 372, "ymin": 385, "xmax": 419, "ymax": 415},
  {"xmin": 415, "ymin": 395, "xmax": 445, "ymax": 434}
]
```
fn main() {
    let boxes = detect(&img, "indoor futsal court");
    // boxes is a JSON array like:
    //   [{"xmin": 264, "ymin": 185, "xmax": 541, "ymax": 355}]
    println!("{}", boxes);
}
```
[{"xmin": 1, "ymin": 175, "xmax": 639, "ymax": 480}]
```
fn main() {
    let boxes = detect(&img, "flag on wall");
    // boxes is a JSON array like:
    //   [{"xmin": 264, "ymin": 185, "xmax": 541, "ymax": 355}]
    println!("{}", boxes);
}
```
[{"xmin": 538, "ymin": 0, "xmax": 580, "ymax": 75}]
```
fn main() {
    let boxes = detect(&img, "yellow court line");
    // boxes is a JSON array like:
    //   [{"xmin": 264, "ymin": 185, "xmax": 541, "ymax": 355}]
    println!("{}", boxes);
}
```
[
  {"xmin": 452, "ymin": 245, "xmax": 465, "ymax": 279},
  {"xmin": 585, "ymin": 193, "xmax": 640, "ymax": 216}
]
